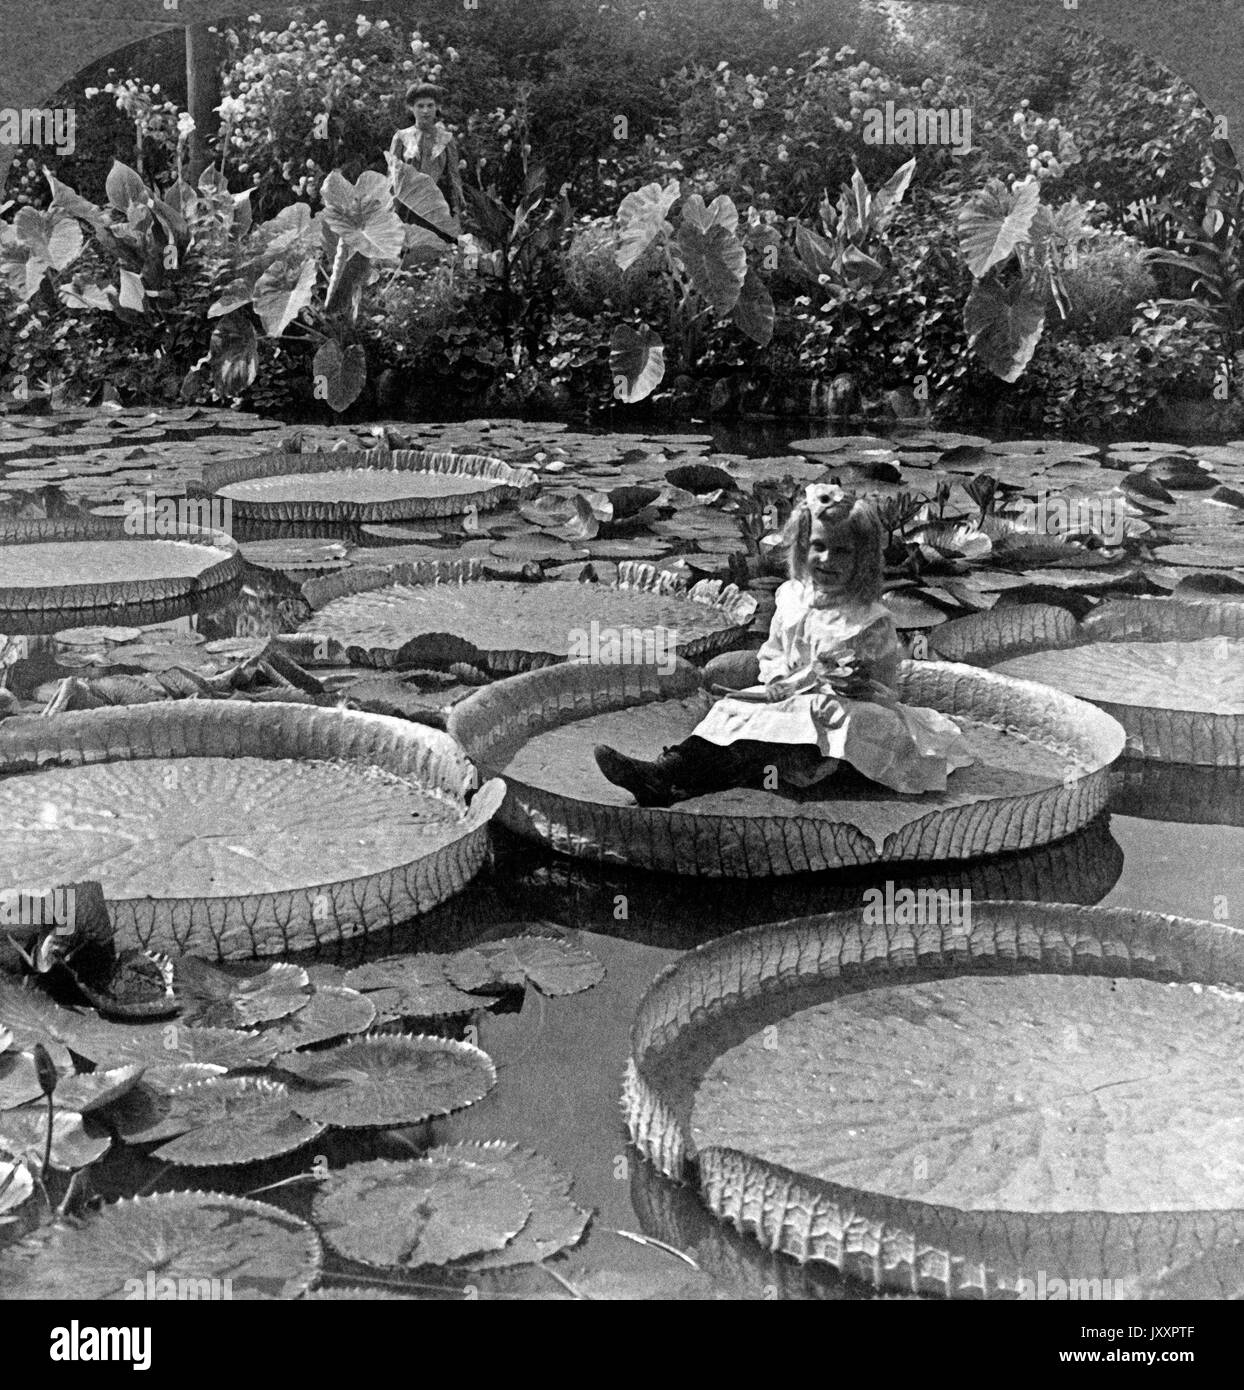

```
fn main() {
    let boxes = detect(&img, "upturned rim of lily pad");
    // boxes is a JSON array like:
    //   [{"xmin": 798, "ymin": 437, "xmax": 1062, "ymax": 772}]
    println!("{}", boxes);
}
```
[
  {"xmin": 0, "ymin": 701, "xmax": 505, "ymax": 959},
  {"xmin": 937, "ymin": 598, "xmax": 1244, "ymax": 766},
  {"xmin": 296, "ymin": 560, "xmax": 758, "ymax": 674},
  {"xmin": 622, "ymin": 901, "xmax": 1244, "ymax": 1300},
  {"xmin": 447, "ymin": 656, "xmax": 1124, "ymax": 876},
  {"xmin": 203, "ymin": 447, "xmax": 539, "ymax": 522},
  {"xmin": 0, "ymin": 516, "xmax": 242, "ymax": 635}
]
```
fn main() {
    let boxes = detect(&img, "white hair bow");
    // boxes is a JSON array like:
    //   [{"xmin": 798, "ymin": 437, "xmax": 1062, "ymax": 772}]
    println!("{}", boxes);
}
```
[{"xmin": 804, "ymin": 482, "xmax": 851, "ymax": 521}]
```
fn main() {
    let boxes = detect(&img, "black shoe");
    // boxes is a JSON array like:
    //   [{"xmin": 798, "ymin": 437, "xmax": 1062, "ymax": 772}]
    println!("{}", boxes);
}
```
[{"xmin": 593, "ymin": 744, "xmax": 676, "ymax": 808}]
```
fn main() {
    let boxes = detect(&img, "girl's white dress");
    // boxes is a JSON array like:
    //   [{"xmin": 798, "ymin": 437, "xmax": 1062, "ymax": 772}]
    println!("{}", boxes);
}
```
[{"xmin": 693, "ymin": 580, "xmax": 975, "ymax": 794}]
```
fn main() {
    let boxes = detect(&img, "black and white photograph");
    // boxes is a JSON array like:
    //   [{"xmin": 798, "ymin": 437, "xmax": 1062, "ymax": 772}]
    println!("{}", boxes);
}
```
[{"xmin": 0, "ymin": 0, "xmax": 1240, "ymax": 1346}]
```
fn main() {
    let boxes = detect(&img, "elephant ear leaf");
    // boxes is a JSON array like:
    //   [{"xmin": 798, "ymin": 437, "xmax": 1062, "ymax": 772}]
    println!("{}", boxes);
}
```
[
  {"xmin": 963, "ymin": 276, "xmax": 1046, "ymax": 382},
  {"xmin": 252, "ymin": 256, "xmax": 317, "ymax": 337},
  {"xmin": 388, "ymin": 158, "xmax": 455, "ymax": 237},
  {"xmin": 958, "ymin": 177, "xmax": 1040, "ymax": 278},
  {"xmin": 610, "ymin": 324, "xmax": 665, "ymax": 403},
  {"xmin": 312, "ymin": 339, "xmax": 367, "ymax": 413},
  {"xmin": 676, "ymin": 220, "xmax": 746, "ymax": 317},
  {"xmin": 615, "ymin": 180, "xmax": 679, "ymax": 271},
  {"xmin": 731, "ymin": 267, "xmax": 775, "ymax": 346}
]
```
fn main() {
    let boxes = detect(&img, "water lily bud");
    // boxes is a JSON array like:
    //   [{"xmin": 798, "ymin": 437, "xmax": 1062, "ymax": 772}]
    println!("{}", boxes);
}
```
[{"xmin": 32, "ymin": 1043, "xmax": 57, "ymax": 1097}]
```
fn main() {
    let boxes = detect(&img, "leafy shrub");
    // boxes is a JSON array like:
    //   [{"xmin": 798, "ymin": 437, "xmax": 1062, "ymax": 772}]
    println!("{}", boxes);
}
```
[
  {"xmin": 1008, "ymin": 304, "xmax": 1222, "ymax": 431},
  {"xmin": 643, "ymin": 49, "xmax": 970, "ymax": 220},
  {"xmin": 562, "ymin": 216, "xmax": 664, "ymax": 316},
  {"xmin": 1053, "ymin": 234, "xmax": 1157, "ymax": 339},
  {"xmin": 217, "ymin": 15, "xmax": 453, "ymax": 213}
]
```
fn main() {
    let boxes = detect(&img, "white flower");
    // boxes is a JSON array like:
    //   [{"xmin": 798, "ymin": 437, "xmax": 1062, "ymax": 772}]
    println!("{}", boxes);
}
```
[
  {"xmin": 84, "ymin": 86, "xmax": 99, "ymax": 98},
  {"xmin": 216, "ymin": 95, "xmax": 246, "ymax": 122},
  {"xmin": 1026, "ymin": 144, "xmax": 1039, "ymax": 157},
  {"xmin": 176, "ymin": 112, "xmax": 196, "ymax": 140}
]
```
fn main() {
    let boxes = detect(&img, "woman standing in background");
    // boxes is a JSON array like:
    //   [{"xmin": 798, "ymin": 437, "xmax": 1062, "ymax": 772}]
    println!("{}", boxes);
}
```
[{"xmin": 388, "ymin": 82, "xmax": 464, "ymax": 237}]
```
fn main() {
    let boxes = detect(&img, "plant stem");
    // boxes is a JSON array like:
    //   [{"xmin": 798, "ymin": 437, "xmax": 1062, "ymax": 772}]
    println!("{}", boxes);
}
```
[{"xmin": 40, "ymin": 1092, "xmax": 54, "ymax": 1182}]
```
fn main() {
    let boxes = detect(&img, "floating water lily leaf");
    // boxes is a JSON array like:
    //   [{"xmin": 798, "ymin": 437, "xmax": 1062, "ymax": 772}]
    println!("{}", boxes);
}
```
[
  {"xmin": 151, "ymin": 1077, "xmax": 326, "ymax": 1167},
  {"xmin": 0, "ymin": 702, "xmax": 500, "ymax": 959},
  {"xmin": 0, "ymin": 1051, "xmax": 46, "ymax": 1111},
  {"xmin": 301, "ymin": 1285, "xmax": 416, "ymax": 1299},
  {"xmin": 445, "ymin": 936, "xmax": 605, "ymax": 998},
  {"xmin": 691, "ymin": 971, "xmax": 1244, "ymax": 1213},
  {"xmin": 286, "ymin": 1034, "xmax": 495, "ymax": 1128},
  {"xmin": 0, "ymin": 1191, "xmax": 322, "ymax": 1298},
  {"xmin": 0, "ymin": 979, "xmax": 84, "ymax": 1069},
  {"xmin": 0, "ymin": 1107, "xmax": 110, "ymax": 1172},
  {"xmin": 995, "ymin": 636, "xmax": 1244, "ymax": 766},
  {"xmin": 261, "ymin": 986, "xmax": 376, "ymax": 1051},
  {"xmin": 449, "ymin": 659, "xmax": 1123, "ymax": 874},
  {"xmin": 54, "ymin": 1064, "xmax": 145, "ymax": 1116},
  {"xmin": 932, "ymin": 604, "xmax": 1079, "ymax": 665},
  {"xmin": 312, "ymin": 1157, "xmax": 530, "ymax": 1268},
  {"xmin": 343, "ymin": 955, "xmax": 496, "ymax": 1020},
  {"xmin": 429, "ymin": 1141, "xmax": 591, "ymax": 1268},
  {"xmin": 1154, "ymin": 538, "xmax": 1244, "ymax": 569},
  {"xmin": 0, "ymin": 1158, "xmax": 33, "ymax": 1216},
  {"xmin": 610, "ymin": 325, "xmax": 665, "ymax": 404},
  {"xmin": 67, "ymin": 1018, "xmax": 280, "ymax": 1071},
  {"xmin": 174, "ymin": 958, "xmax": 311, "ymax": 1029},
  {"xmin": 300, "ymin": 570, "xmax": 753, "ymax": 671}
]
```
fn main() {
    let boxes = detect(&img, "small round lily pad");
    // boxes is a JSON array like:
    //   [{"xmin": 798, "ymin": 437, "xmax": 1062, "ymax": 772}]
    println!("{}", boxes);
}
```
[
  {"xmin": 429, "ymin": 1141, "xmax": 592, "ymax": 1268},
  {"xmin": 286, "ymin": 1034, "xmax": 496, "ymax": 1128},
  {"xmin": 151, "ymin": 1076, "xmax": 326, "ymax": 1167},
  {"xmin": 343, "ymin": 954, "xmax": 497, "ymax": 1020},
  {"xmin": 445, "ymin": 936, "xmax": 606, "ymax": 998},
  {"xmin": 261, "ymin": 986, "xmax": 377, "ymax": 1051},
  {"xmin": 312, "ymin": 1157, "xmax": 530, "ymax": 1268},
  {"xmin": 0, "ymin": 1190, "xmax": 322, "ymax": 1299}
]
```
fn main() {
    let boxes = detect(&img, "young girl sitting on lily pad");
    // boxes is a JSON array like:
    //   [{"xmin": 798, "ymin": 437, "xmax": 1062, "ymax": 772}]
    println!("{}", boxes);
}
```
[{"xmin": 594, "ymin": 484, "xmax": 975, "ymax": 807}]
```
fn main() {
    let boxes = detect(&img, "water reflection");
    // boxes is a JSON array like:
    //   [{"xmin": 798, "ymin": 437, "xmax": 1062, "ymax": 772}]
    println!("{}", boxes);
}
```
[
  {"xmin": 302, "ymin": 815, "xmax": 1125, "ymax": 966},
  {"xmin": 629, "ymin": 1157, "xmax": 903, "ymax": 1300},
  {"xmin": 1110, "ymin": 758, "xmax": 1244, "ymax": 828}
]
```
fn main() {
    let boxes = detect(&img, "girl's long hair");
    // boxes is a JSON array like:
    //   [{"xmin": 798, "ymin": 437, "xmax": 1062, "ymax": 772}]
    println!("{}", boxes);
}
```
[{"xmin": 782, "ymin": 494, "xmax": 885, "ymax": 603}]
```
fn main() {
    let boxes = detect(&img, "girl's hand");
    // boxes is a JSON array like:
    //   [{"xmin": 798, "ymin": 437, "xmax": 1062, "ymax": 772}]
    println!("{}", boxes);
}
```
[{"xmin": 765, "ymin": 677, "xmax": 797, "ymax": 702}]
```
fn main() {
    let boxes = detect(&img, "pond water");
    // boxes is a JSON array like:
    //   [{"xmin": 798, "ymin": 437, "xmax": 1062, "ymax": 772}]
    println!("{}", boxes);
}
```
[{"xmin": 4, "ymin": 411, "xmax": 1243, "ymax": 1298}]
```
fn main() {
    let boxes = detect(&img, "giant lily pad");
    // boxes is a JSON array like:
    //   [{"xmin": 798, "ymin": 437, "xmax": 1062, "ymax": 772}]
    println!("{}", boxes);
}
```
[
  {"xmin": 624, "ymin": 902, "xmax": 1244, "ymax": 1298},
  {"xmin": 0, "ymin": 1190, "xmax": 321, "ymax": 1298},
  {"xmin": 447, "ymin": 658, "xmax": 1124, "ymax": 875},
  {"xmin": 932, "ymin": 603, "xmax": 1079, "ymax": 664},
  {"xmin": 992, "ymin": 599, "xmax": 1244, "ymax": 765},
  {"xmin": 0, "ymin": 518, "xmax": 241, "ymax": 635},
  {"xmin": 298, "ymin": 561, "xmax": 755, "ymax": 673},
  {"xmin": 285, "ymin": 1033, "xmax": 496, "ymax": 1128},
  {"xmin": 312, "ymin": 1156, "xmax": 530, "ymax": 1268},
  {"xmin": 0, "ymin": 701, "xmax": 504, "ymax": 958},
  {"xmin": 205, "ymin": 449, "xmax": 537, "ymax": 522}
]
